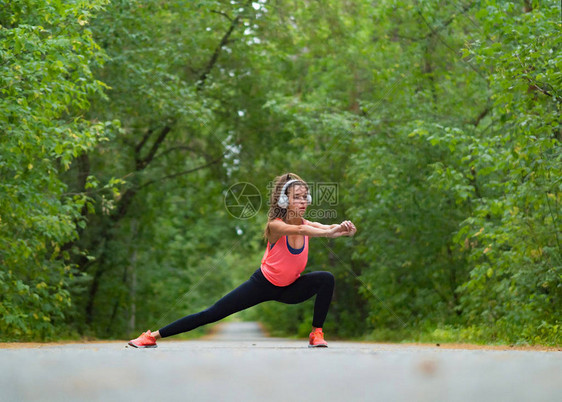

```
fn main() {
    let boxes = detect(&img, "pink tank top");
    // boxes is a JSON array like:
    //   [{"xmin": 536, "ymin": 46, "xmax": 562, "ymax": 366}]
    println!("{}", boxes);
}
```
[{"xmin": 260, "ymin": 217, "xmax": 310, "ymax": 286}]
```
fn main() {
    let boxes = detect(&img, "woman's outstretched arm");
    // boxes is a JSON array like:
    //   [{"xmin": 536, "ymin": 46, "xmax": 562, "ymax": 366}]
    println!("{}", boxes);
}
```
[
  {"xmin": 307, "ymin": 219, "xmax": 356, "ymax": 236},
  {"xmin": 306, "ymin": 220, "xmax": 339, "ymax": 230},
  {"xmin": 268, "ymin": 219, "xmax": 355, "ymax": 240}
]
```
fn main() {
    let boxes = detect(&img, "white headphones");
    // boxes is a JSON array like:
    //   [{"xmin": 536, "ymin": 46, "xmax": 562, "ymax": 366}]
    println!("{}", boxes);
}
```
[{"xmin": 277, "ymin": 179, "xmax": 312, "ymax": 208}]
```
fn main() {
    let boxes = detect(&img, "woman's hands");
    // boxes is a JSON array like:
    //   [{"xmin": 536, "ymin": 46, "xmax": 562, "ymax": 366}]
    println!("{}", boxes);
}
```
[
  {"xmin": 267, "ymin": 218, "xmax": 356, "ymax": 240},
  {"xmin": 327, "ymin": 220, "xmax": 357, "ymax": 238}
]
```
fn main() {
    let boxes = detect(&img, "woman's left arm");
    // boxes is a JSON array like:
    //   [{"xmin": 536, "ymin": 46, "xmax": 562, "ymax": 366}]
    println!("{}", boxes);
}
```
[
  {"xmin": 306, "ymin": 221, "xmax": 337, "ymax": 230},
  {"xmin": 307, "ymin": 220, "xmax": 356, "ymax": 236}
]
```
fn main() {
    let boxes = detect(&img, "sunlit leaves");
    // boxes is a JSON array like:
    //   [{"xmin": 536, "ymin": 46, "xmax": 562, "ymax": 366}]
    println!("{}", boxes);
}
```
[{"xmin": 0, "ymin": 0, "xmax": 111, "ymax": 340}]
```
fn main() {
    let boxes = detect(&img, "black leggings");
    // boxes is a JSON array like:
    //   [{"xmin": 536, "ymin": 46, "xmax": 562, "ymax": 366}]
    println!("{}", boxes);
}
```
[{"xmin": 158, "ymin": 268, "xmax": 335, "ymax": 338}]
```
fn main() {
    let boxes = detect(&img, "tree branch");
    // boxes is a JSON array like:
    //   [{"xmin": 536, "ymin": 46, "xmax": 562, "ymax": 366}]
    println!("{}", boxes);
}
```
[
  {"xmin": 135, "ymin": 127, "xmax": 154, "ymax": 155},
  {"xmin": 416, "ymin": 6, "xmax": 486, "ymax": 80},
  {"xmin": 514, "ymin": 53, "xmax": 558, "ymax": 101},
  {"xmin": 395, "ymin": 2, "xmax": 475, "ymax": 42},
  {"xmin": 153, "ymin": 145, "xmax": 213, "ymax": 161},
  {"xmin": 136, "ymin": 125, "xmax": 173, "ymax": 170},
  {"xmin": 211, "ymin": 10, "xmax": 233, "ymax": 22},
  {"xmin": 136, "ymin": 154, "xmax": 224, "ymax": 190},
  {"xmin": 197, "ymin": 21, "xmax": 239, "ymax": 90},
  {"xmin": 197, "ymin": 1, "xmax": 251, "ymax": 90},
  {"xmin": 472, "ymin": 105, "xmax": 490, "ymax": 126}
]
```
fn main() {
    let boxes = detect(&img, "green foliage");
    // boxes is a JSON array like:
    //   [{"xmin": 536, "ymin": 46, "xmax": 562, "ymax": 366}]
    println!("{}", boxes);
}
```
[
  {"xmin": 2, "ymin": 0, "xmax": 560, "ymax": 345},
  {"xmin": 0, "ymin": 0, "xmax": 111, "ymax": 340},
  {"xmin": 345, "ymin": 0, "xmax": 561, "ymax": 344},
  {"xmin": 64, "ymin": 0, "xmax": 271, "ymax": 337},
  {"xmin": 254, "ymin": 0, "xmax": 560, "ymax": 345}
]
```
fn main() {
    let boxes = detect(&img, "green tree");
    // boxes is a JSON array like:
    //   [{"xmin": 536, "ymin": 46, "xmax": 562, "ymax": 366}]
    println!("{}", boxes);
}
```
[{"xmin": 0, "ymin": 0, "xmax": 112, "ymax": 340}]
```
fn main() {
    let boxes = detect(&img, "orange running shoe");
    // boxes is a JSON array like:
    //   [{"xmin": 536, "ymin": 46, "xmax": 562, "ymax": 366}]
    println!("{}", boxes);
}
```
[
  {"xmin": 128, "ymin": 330, "xmax": 157, "ymax": 348},
  {"xmin": 309, "ymin": 328, "xmax": 328, "ymax": 348}
]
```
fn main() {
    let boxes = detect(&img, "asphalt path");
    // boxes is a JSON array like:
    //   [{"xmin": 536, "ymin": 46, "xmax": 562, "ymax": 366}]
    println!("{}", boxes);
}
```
[{"xmin": 1, "ymin": 322, "xmax": 560, "ymax": 402}]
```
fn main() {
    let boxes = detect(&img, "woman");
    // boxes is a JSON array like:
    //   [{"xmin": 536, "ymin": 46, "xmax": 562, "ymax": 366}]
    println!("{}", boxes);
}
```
[{"xmin": 128, "ymin": 173, "xmax": 357, "ymax": 348}]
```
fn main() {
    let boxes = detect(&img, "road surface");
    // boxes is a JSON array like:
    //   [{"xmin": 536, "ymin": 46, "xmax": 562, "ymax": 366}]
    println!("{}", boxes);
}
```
[{"xmin": 1, "ymin": 322, "xmax": 560, "ymax": 401}]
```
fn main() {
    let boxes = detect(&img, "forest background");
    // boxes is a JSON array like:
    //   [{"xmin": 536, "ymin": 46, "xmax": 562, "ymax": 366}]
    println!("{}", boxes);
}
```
[{"xmin": 1, "ymin": 0, "xmax": 560, "ymax": 345}]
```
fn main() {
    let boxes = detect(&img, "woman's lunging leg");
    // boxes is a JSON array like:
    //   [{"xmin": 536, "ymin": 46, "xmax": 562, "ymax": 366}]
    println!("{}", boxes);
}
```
[
  {"xmin": 158, "ymin": 273, "xmax": 273, "ymax": 338},
  {"xmin": 276, "ymin": 271, "xmax": 335, "ymax": 328},
  {"xmin": 310, "ymin": 272, "xmax": 335, "ymax": 328}
]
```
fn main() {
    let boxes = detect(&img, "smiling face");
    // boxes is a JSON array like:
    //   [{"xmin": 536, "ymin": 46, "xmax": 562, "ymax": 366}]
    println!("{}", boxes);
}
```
[{"xmin": 286, "ymin": 184, "xmax": 309, "ymax": 220}]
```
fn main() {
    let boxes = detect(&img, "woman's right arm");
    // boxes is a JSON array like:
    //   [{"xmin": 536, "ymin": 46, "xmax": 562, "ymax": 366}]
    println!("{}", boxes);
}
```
[{"xmin": 268, "ymin": 219, "xmax": 343, "ymax": 239}]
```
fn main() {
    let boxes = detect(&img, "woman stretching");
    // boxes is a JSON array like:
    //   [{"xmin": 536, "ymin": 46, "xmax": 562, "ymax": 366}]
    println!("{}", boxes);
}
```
[{"xmin": 128, "ymin": 173, "xmax": 357, "ymax": 348}]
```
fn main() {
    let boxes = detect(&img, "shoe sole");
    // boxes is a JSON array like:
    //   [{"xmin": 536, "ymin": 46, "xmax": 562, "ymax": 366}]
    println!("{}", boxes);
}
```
[
  {"xmin": 308, "ymin": 344, "xmax": 328, "ymax": 348},
  {"xmin": 127, "ymin": 342, "xmax": 157, "ymax": 348}
]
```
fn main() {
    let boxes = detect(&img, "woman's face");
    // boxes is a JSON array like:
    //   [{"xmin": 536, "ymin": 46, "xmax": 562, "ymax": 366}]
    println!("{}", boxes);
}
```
[{"xmin": 287, "ymin": 184, "xmax": 309, "ymax": 218}]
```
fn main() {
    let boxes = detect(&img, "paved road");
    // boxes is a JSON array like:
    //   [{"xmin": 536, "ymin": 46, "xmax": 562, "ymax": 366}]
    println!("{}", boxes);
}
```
[{"xmin": 1, "ymin": 322, "xmax": 560, "ymax": 402}]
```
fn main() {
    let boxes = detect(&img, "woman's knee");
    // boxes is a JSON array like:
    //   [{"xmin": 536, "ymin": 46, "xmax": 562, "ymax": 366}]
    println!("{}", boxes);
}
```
[{"xmin": 315, "ymin": 271, "xmax": 335, "ymax": 288}]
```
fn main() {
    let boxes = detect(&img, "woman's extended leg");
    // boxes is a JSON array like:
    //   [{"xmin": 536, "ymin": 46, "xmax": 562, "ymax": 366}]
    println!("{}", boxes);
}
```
[
  {"xmin": 275, "ymin": 271, "xmax": 335, "ymax": 328},
  {"xmin": 158, "ymin": 269, "xmax": 276, "ymax": 338}
]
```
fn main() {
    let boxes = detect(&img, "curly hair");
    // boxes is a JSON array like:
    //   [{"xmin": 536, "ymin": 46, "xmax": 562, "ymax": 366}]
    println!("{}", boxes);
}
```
[{"xmin": 262, "ymin": 172, "xmax": 309, "ymax": 241}]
